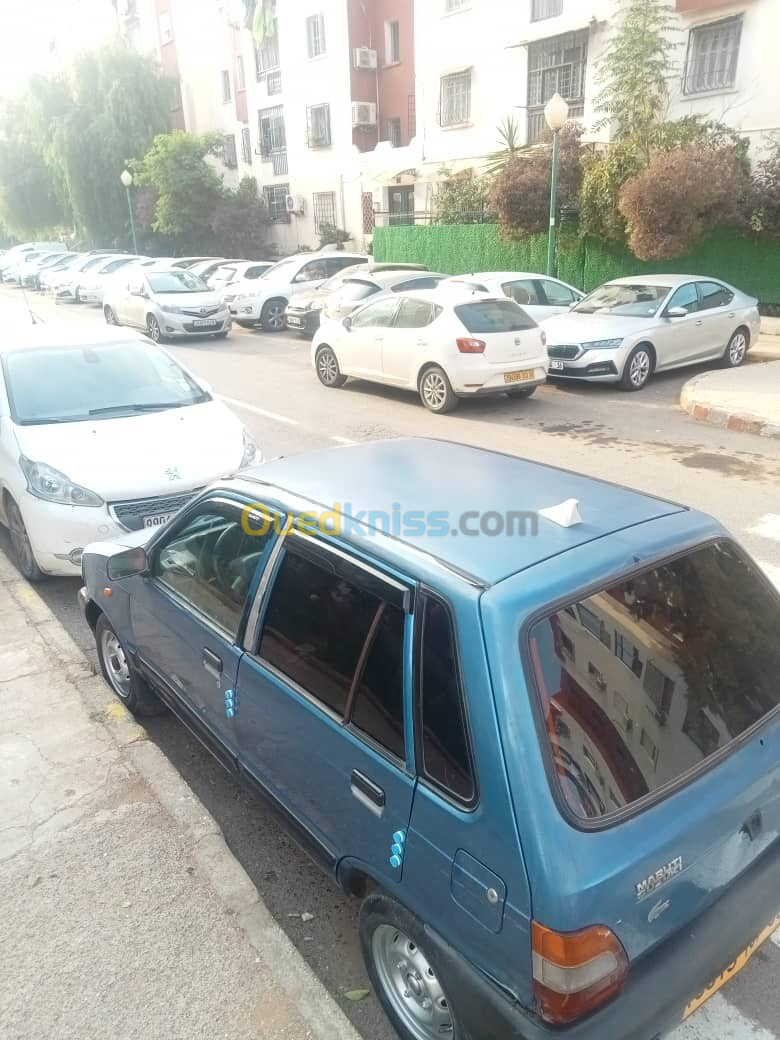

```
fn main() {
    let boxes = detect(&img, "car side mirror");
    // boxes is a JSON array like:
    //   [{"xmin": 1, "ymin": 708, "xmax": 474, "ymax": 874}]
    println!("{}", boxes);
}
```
[
  {"xmin": 343, "ymin": 316, "xmax": 352, "ymax": 331},
  {"xmin": 666, "ymin": 306, "xmax": 688, "ymax": 318},
  {"xmin": 107, "ymin": 546, "xmax": 148, "ymax": 581}
]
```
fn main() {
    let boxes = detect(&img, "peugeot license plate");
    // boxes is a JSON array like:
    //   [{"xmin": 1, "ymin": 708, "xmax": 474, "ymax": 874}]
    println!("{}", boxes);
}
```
[
  {"xmin": 144, "ymin": 513, "xmax": 173, "ymax": 529},
  {"xmin": 504, "ymin": 369, "xmax": 534, "ymax": 384}
]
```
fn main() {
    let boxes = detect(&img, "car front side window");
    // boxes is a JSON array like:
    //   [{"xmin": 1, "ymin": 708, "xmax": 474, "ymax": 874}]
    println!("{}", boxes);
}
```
[
  {"xmin": 350, "ymin": 297, "xmax": 401, "ymax": 329},
  {"xmin": 667, "ymin": 283, "xmax": 699, "ymax": 314}
]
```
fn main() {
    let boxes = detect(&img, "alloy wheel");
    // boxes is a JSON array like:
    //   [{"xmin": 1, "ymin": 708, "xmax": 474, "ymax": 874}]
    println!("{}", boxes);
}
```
[
  {"xmin": 728, "ymin": 331, "xmax": 747, "ymax": 366},
  {"xmin": 371, "ymin": 925, "xmax": 453, "ymax": 1040},
  {"xmin": 7, "ymin": 502, "xmax": 36, "ymax": 579},
  {"xmin": 421, "ymin": 370, "xmax": 447, "ymax": 410},
  {"xmin": 264, "ymin": 302, "xmax": 286, "ymax": 331},
  {"xmin": 317, "ymin": 348, "xmax": 339, "ymax": 385},
  {"xmin": 100, "ymin": 628, "xmax": 131, "ymax": 699},
  {"xmin": 628, "ymin": 349, "xmax": 651, "ymax": 388},
  {"xmin": 104, "ymin": 306, "xmax": 117, "ymax": 325},
  {"xmin": 147, "ymin": 315, "xmax": 161, "ymax": 342}
]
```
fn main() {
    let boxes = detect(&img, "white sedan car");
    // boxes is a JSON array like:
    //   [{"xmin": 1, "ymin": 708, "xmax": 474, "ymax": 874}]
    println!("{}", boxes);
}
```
[
  {"xmin": 440, "ymin": 271, "xmax": 584, "ymax": 321},
  {"xmin": 0, "ymin": 327, "xmax": 259, "ymax": 579},
  {"xmin": 311, "ymin": 290, "xmax": 548, "ymax": 413}
]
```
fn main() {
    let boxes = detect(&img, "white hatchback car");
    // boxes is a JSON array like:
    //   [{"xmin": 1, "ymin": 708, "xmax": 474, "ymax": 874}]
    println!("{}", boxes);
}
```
[
  {"xmin": 0, "ymin": 327, "xmax": 259, "ymax": 579},
  {"xmin": 103, "ymin": 268, "xmax": 231, "ymax": 342},
  {"xmin": 311, "ymin": 290, "xmax": 548, "ymax": 413},
  {"xmin": 230, "ymin": 252, "xmax": 367, "ymax": 331},
  {"xmin": 440, "ymin": 272, "xmax": 584, "ymax": 320}
]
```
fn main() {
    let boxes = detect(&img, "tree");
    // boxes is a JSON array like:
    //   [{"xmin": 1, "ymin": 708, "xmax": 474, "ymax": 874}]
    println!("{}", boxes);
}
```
[
  {"xmin": 491, "ymin": 126, "xmax": 583, "ymax": 239},
  {"xmin": 131, "ymin": 131, "xmax": 224, "ymax": 252},
  {"xmin": 432, "ymin": 170, "xmax": 491, "ymax": 225},
  {"xmin": 751, "ymin": 138, "xmax": 780, "ymax": 239},
  {"xmin": 619, "ymin": 144, "xmax": 750, "ymax": 260},
  {"xmin": 484, "ymin": 116, "xmax": 527, "ymax": 176},
  {"xmin": 594, "ymin": 0, "xmax": 679, "ymax": 146},
  {"xmin": 211, "ymin": 176, "xmax": 270, "ymax": 257}
]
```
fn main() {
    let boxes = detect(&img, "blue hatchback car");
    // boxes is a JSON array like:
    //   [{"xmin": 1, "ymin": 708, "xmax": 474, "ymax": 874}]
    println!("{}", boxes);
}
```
[{"xmin": 80, "ymin": 439, "xmax": 780, "ymax": 1040}]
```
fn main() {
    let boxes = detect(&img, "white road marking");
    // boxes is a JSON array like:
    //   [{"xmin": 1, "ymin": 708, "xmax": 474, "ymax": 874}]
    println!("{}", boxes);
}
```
[
  {"xmin": 330, "ymin": 435, "xmax": 356, "ymax": 445},
  {"xmin": 670, "ymin": 993, "xmax": 778, "ymax": 1040},
  {"xmin": 747, "ymin": 515, "xmax": 780, "ymax": 542},
  {"xmin": 221, "ymin": 396, "xmax": 299, "ymax": 426}
]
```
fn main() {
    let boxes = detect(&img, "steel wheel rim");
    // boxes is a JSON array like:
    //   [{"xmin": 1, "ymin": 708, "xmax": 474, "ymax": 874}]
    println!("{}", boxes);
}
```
[
  {"xmin": 100, "ymin": 628, "xmax": 131, "ymax": 698},
  {"xmin": 729, "ymin": 333, "xmax": 746, "ymax": 365},
  {"xmin": 317, "ymin": 349, "xmax": 338, "ymax": 385},
  {"xmin": 105, "ymin": 307, "xmax": 116, "ymax": 325},
  {"xmin": 147, "ymin": 316, "xmax": 161, "ymax": 342},
  {"xmin": 266, "ymin": 304, "xmax": 285, "ymax": 330},
  {"xmin": 8, "ymin": 505, "xmax": 34, "ymax": 576},
  {"xmin": 422, "ymin": 371, "xmax": 446, "ymax": 410},
  {"xmin": 629, "ymin": 350, "xmax": 650, "ymax": 387},
  {"xmin": 372, "ymin": 925, "xmax": 453, "ymax": 1040}
]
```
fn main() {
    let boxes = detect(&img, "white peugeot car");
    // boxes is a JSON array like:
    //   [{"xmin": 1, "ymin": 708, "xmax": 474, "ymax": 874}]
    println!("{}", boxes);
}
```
[
  {"xmin": 0, "ymin": 327, "xmax": 259, "ymax": 580},
  {"xmin": 311, "ymin": 289, "xmax": 548, "ymax": 413},
  {"xmin": 230, "ymin": 251, "xmax": 367, "ymax": 331},
  {"xmin": 440, "ymin": 271, "xmax": 584, "ymax": 321}
]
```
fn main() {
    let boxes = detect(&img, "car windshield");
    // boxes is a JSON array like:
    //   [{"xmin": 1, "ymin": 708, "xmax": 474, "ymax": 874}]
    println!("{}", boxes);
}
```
[
  {"xmin": 148, "ymin": 271, "xmax": 208, "ymax": 293},
  {"xmin": 455, "ymin": 299, "xmax": 536, "ymax": 333},
  {"xmin": 573, "ymin": 283, "xmax": 671, "ymax": 317},
  {"xmin": 3, "ymin": 339, "xmax": 210, "ymax": 424},
  {"xmin": 259, "ymin": 258, "xmax": 299, "ymax": 281},
  {"xmin": 528, "ymin": 540, "xmax": 780, "ymax": 822}
]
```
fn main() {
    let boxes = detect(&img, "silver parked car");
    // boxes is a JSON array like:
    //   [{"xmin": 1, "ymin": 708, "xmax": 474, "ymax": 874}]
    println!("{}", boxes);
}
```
[
  {"xmin": 103, "ymin": 267, "xmax": 231, "ymax": 342},
  {"xmin": 542, "ymin": 275, "xmax": 760, "ymax": 390}
]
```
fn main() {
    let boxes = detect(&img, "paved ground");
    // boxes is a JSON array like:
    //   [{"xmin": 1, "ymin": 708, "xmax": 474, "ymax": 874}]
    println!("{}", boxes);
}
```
[
  {"xmin": 2, "ymin": 287, "xmax": 780, "ymax": 1040},
  {"xmin": 681, "ymin": 360, "xmax": 780, "ymax": 438}
]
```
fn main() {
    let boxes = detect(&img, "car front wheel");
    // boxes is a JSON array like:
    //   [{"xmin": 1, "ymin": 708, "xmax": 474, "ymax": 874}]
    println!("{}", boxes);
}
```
[
  {"xmin": 620, "ymin": 345, "xmax": 653, "ymax": 391},
  {"xmin": 95, "ymin": 614, "xmax": 164, "ymax": 716},
  {"xmin": 146, "ymin": 315, "xmax": 163, "ymax": 342},
  {"xmin": 104, "ymin": 305, "xmax": 119, "ymax": 325},
  {"xmin": 5, "ymin": 497, "xmax": 43, "ymax": 582},
  {"xmin": 315, "ymin": 346, "xmax": 347, "ymax": 388}
]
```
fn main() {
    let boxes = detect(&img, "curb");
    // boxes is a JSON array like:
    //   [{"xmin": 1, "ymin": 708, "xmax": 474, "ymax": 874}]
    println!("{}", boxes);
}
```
[
  {"xmin": 680, "ymin": 384, "xmax": 780, "ymax": 440},
  {"xmin": 0, "ymin": 551, "xmax": 362, "ymax": 1040}
]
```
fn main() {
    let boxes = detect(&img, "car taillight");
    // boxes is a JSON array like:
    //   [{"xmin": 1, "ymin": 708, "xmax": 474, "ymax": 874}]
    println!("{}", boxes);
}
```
[
  {"xmin": 456, "ymin": 337, "xmax": 486, "ymax": 354},
  {"xmin": 531, "ymin": 921, "xmax": 629, "ymax": 1025},
  {"xmin": 540, "ymin": 329, "xmax": 547, "ymax": 346}
]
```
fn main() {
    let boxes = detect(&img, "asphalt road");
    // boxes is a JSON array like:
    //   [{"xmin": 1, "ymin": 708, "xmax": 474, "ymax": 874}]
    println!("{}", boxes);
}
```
[{"xmin": 3, "ymin": 287, "xmax": 780, "ymax": 1040}]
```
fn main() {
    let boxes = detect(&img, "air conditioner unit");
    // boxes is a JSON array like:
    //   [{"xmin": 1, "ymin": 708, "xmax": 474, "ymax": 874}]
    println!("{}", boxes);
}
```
[
  {"xmin": 285, "ymin": 194, "xmax": 305, "ymax": 215},
  {"xmin": 351, "ymin": 101, "xmax": 377, "ymax": 127},
  {"xmin": 353, "ymin": 47, "xmax": 377, "ymax": 70}
]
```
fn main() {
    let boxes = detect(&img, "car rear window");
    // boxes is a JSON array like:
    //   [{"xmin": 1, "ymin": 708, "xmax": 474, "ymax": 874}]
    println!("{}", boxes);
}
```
[
  {"xmin": 338, "ymin": 280, "xmax": 379, "ymax": 302},
  {"xmin": 528, "ymin": 541, "xmax": 780, "ymax": 822},
  {"xmin": 455, "ymin": 299, "xmax": 536, "ymax": 333}
]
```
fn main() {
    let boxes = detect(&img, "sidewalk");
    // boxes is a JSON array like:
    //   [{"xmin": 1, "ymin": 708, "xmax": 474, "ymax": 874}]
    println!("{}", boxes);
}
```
[
  {"xmin": 680, "ymin": 359, "xmax": 780, "ymax": 439},
  {"xmin": 0, "ymin": 552, "xmax": 360, "ymax": 1040}
]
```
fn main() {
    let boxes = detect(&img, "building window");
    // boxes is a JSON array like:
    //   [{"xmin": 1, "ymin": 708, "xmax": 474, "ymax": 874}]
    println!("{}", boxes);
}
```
[
  {"xmin": 267, "ymin": 69, "xmax": 282, "ymax": 94},
  {"xmin": 221, "ymin": 69, "xmax": 231, "ymax": 103},
  {"xmin": 640, "ymin": 728, "xmax": 659, "ymax": 768},
  {"xmin": 264, "ymin": 183, "xmax": 290, "ymax": 222},
  {"xmin": 306, "ymin": 13, "xmax": 326, "ymax": 58},
  {"xmin": 385, "ymin": 19, "xmax": 400, "ymax": 64},
  {"xmin": 439, "ymin": 69, "xmax": 471, "ymax": 126},
  {"xmin": 306, "ymin": 103, "xmax": 332, "ymax": 148},
  {"xmin": 615, "ymin": 632, "xmax": 643, "ymax": 679},
  {"xmin": 255, "ymin": 31, "xmax": 280, "ymax": 78},
  {"xmin": 236, "ymin": 55, "xmax": 245, "ymax": 91},
  {"xmin": 527, "ymin": 29, "xmax": 587, "ymax": 142},
  {"xmin": 241, "ymin": 125, "xmax": 252, "ymax": 164},
  {"xmin": 644, "ymin": 661, "xmax": 675, "ymax": 718},
  {"xmin": 531, "ymin": 0, "xmax": 563, "ymax": 20},
  {"xmin": 223, "ymin": 133, "xmax": 237, "ymax": 168},
  {"xmin": 258, "ymin": 105, "xmax": 287, "ymax": 173},
  {"xmin": 159, "ymin": 9, "xmax": 173, "ymax": 44},
  {"xmin": 313, "ymin": 191, "xmax": 337, "ymax": 233},
  {"xmin": 386, "ymin": 117, "xmax": 402, "ymax": 147},
  {"xmin": 683, "ymin": 17, "xmax": 742, "ymax": 95}
]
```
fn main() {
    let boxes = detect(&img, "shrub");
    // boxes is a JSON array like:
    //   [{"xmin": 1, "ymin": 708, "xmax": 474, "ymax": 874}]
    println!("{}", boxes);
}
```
[
  {"xmin": 619, "ymin": 145, "xmax": 750, "ymax": 260},
  {"xmin": 317, "ymin": 223, "xmax": 351, "ymax": 249},
  {"xmin": 751, "ymin": 139, "xmax": 780, "ymax": 239},
  {"xmin": 432, "ymin": 171, "xmax": 491, "ymax": 225}
]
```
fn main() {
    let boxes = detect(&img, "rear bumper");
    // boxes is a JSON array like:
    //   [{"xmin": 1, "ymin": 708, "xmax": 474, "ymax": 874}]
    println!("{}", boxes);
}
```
[
  {"xmin": 428, "ymin": 838, "xmax": 779, "ymax": 1040},
  {"xmin": 452, "ymin": 362, "xmax": 548, "ymax": 396}
]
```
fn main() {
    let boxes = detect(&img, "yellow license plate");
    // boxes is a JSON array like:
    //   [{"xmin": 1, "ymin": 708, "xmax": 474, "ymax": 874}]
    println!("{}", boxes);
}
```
[
  {"xmin": 504, "ymin": 369, "xmax": 534, "ymax": 384},
  {"xmin": 683, "ymin": 912, "xmax": 780, "ymax": 1020}
]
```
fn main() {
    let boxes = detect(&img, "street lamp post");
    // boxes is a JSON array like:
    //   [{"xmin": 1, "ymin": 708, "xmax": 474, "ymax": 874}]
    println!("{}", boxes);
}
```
[
  {"xmin": 120, "ymin": 169, "xmax": 138, "ymax": 254},
  {"xmin": 544, "ymin": 93, "xmax": 569, "ymax": 277}
]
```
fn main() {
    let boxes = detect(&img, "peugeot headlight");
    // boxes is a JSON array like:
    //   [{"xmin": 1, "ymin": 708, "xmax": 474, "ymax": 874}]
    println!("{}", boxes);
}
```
[
  {"xmin": 19, "ymin": 457, "xmax": 103, "ymax": 507},
  {"xmin": 161, "ymin": 305, "xmax": 185, "ymax": 314},
  {"xmin": 239, "ymin": 429, "xmax": 261, "ymax": 469},
  {"xmin": 581, "ymin": 338, "xmax": 623, "ymax": 350}
]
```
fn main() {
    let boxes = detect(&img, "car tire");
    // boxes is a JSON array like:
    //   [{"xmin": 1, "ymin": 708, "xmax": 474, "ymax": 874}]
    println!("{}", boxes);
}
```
[
  {"xmin": 419, "ymin": 365, "xmax": 458, "ymax": 414},
  {"xmin": 619, "ymin": 344, "xmax": 654, "ymax": 391},
  {"xmin": 315, "ymin": 346, "xmax": 347, "ymax": 388},
  {"xmin": 260, "ymin": 298, "xmax": 287, "ymax": 333},
  {"xmin": 104, "ymin": 305, "xmax": 119, "ymax": 326},
  {"xmin": 146, "ymin": 314, "xmax": 163, "ymax": 343},
  {"xmin": 5, "ymin": 497, "xmax": 44, "ymax": 583},
  {"xmin": 359, "ymin": 892, "xmax": 466, "ymax": 1040},
  {"xmin": 95, "ymin": 614, "xmax": 165, "ymax": 717},
  {"xmin": 722, "ymin": 327, "xmax": 749, "ymax": 368},
  {"xmin": 506, "ymin": 386, "xmax": 537, "ymax": 399}
]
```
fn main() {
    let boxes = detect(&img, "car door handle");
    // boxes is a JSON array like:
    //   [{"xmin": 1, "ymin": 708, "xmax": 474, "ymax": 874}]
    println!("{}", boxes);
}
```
[
  {"xmin": 695, "ymin": 320, "xmax": 703, "ymax": 326},
  {"xmin": 202, "ymin": 649, "xmax": 223, "ymax": 680},
  {"xmin": 728, "ymin": 312, "xmax": 735, "ymax": 318},
  {"xmin": 351, "ymin": 769, "xmax": 385, "ymax": 816}
]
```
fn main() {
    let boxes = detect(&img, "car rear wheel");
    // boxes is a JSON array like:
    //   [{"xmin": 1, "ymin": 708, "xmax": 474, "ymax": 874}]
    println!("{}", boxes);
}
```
[
  {"xmin": 419, "ymin": 366, "xmax": 458, "ymax": 414},
  {"xmin": 723, "ymin": 327, "xmax": 749, "ymax": 368},
  {"xmin": 95, "ymin": 614, "xmax": 165, "ymax": 716},
  {"xmin": 146, "ymin": 314, "xmax": 163, "ymax": 342},
  {"xmin": 506, "ymin": 386, "xmax": 537, "ymax": 399},
  {"xmin": 315, "ymin": 346, "xmax": 347, "ymax": 388},
  {"xmin": 104, "ymin": 305, "xmax": 118, "ymax": 325},
  {"xmin": 5, "ymin": 498, "xmax": 43, "ymax": 583},
  {"xmin": 360, "ymin": 893, "xmax": 462, "ymax": 1040},
  {"xmin": 261, "ymin": 298, "xmax": 287, "ymax": 332},
  {"xmin": 620, "ymin": 345, "xmax": 653, "ymax": 391}
]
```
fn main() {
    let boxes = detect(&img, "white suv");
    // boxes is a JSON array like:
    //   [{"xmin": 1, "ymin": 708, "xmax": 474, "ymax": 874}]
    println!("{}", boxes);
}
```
[{"xmin": 230, "ymin": 251, "xmax": 367, "ymax": 332}]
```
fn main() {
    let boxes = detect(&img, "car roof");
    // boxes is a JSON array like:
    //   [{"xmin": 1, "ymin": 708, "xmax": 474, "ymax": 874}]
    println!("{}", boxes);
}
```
[
  {"xmin": 605, "ymin": 274, "xmax": 722, "ymax": 288},
  {"xmin": 0, "ymin": 324, "xmax": 147, "ymax": 357},
  {"xmin": 231, "ymin": 439, "xmax": 686, "ymax": 587},
  {"xmin": 349, "ymin": 270, "xmax": 446, "ymax": 288},
  {"xmin": 448, "ymin": 272, "xmax": 550, "ymax": 282}
]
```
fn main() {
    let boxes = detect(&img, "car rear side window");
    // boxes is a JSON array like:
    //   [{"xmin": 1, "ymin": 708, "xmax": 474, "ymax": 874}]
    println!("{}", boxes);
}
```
[
  {"xmin": 697, "ymin": 281, "xmax": 735, "ymax": 310},
  {"xmin": 528, "ymin": 540, "xmax": 780, "ymax": 823},
  {"xmin": 258, "ymin": 546, "xmax": 407, "ymax": 758},
  {"xmin": 419, "ymin": 596, "xmax": 475, "ymax": 802},
  {"xmin": 455, "ymin": 299, "xmax": 536, "ymax": 333},
  {"xmin": 394, "ymin": 298, "xmax": 440, "ymax": 329}
]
